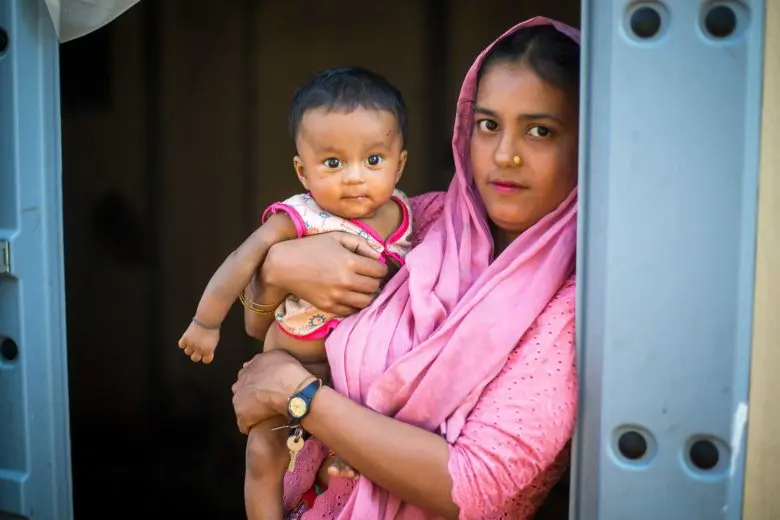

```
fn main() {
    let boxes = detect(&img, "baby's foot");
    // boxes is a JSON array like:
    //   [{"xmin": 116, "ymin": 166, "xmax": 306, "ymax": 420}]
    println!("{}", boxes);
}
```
[
  {"xmin": 327, "ymin": 453, "xmax": 359, "ymax": 479},
  {"xmin": 178, "ymin": 319, "xmax": 219, "ymax": 363}
]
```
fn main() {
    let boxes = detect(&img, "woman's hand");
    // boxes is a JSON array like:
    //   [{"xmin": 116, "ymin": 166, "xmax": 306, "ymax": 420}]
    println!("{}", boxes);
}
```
[
  {"xmin": 261, "ymin": 232, "xmax": 389, "ymax": 316},
  {"xmin": 231, "ymin": 350, "xmax": 311, "ymax": 434}
]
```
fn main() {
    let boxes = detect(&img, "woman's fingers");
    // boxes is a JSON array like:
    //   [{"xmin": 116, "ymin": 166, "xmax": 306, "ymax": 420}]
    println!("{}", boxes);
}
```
[
  {"xmin": 335, "ymin": 232, "xmax": 382, "ymax": 260},
  {"xmin": 333, "ymin": 233, "xmax": 389, "ymax": 279},
  {"xmin": 321, "ymin": 296, "xmax": 371, "ymax": 316},
  {"xmin": 232, "ymin": 390, "xmax": 258, "ymax": 434},
  {"xmin": 351, "ymin": 256, "xmax": 389, "ymax": 280},
  {"xmin": 339, "ymin": 293, "xmax": 375, "ymax": 312},
  {"xmin": 318, "ymin": 275, "xmax": 379, "ymax": 314},
  {"xmin": 345, "ymin": 273, "xmax": 383, "ymax": 295},
  {"xmin": 259, "ymin": 232, "xmax": 387, "ymax": 312},
  {"xmin": 232, "ymin": 350, "xmax": 310, "ymax": 427},
  {"xmin": 325, "ymin": 304, "xmax": 361, "ymax": 317},
  {"xmin": 344, "ymin": 255, "xmax": 389, "ymax": 282}
]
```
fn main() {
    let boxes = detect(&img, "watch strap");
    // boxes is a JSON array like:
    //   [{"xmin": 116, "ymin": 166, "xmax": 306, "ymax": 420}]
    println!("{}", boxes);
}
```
[{"xmin": 288, "ymin": 378, "xmax": 322, "ymax": 426}]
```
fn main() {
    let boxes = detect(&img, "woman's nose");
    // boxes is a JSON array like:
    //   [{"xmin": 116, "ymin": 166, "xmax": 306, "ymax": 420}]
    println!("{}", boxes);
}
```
[{"xmin": 494, "ymin": 134, "xmax": 519, "ymax": 169}]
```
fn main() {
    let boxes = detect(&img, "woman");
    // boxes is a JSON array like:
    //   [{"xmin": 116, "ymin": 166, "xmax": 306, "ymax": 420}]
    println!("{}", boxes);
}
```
[{"xmin": 232, "ymin": 16, "xmax": 580, "ymax": 519}]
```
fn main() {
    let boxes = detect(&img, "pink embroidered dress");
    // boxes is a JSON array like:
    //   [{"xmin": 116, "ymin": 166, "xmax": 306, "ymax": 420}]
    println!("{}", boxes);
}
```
[
  {"xmin": 280, "ymin": 16, "xmax": 580, "ymax": 520},
  {"xmin": 262, "ymin": 189, "xmax": 413, "ymax": 339}
]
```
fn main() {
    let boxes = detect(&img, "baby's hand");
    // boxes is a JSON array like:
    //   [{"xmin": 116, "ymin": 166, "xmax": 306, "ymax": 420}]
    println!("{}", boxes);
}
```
[{"xmin": 178, "ymin": 319, "xmax": 219, "ymax": 363}]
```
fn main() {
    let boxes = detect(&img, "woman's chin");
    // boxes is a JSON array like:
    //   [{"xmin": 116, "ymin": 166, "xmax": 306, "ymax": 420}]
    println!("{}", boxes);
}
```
[{"xmin": 486, "ymin": 209, "xmax": 530, "ymax": 237}]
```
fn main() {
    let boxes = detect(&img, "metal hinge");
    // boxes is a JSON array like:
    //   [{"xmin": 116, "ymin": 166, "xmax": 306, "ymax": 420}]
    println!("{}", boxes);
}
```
[{"xmin": 0, "ymin": 240, "xmax": 10, "ymax": 275}]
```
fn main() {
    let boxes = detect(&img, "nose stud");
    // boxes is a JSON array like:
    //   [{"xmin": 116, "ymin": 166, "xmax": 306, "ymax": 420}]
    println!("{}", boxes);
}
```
[{"xmin": 513, "ymin": 155, "xmax": 522, "ymax": 166}]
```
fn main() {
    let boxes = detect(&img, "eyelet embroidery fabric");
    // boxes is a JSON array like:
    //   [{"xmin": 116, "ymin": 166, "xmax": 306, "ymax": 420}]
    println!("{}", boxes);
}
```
[{"xmin": 447, "ymin": 277, "xmax": 576, "ymax": 519}]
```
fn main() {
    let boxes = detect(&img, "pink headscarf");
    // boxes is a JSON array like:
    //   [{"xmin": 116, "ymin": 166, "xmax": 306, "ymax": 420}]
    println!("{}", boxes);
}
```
[{"xmin": 325, "ymin": 17, "xmax": 580, "ymax": 518}]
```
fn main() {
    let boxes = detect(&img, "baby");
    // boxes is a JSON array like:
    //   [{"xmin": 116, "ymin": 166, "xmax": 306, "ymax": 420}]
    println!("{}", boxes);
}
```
[{"xmin": 177, "ymin": 67, "xmax": 413, "ymax": 519}]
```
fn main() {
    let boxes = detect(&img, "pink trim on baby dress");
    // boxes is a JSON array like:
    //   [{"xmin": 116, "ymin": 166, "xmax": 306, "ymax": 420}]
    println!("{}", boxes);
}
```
[{"xmin": 262, "ymin": 189, "xmax": 413, "ymax": 339}]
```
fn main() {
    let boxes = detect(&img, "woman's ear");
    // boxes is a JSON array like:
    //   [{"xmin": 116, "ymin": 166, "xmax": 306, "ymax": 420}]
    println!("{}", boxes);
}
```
[
  {"xmin": 293, "ymin": 156, "xmax": 309, "ymax": 190},
  {"xmin": 395, "ymin": 150, "xmax": 408, "ymax": 184}
]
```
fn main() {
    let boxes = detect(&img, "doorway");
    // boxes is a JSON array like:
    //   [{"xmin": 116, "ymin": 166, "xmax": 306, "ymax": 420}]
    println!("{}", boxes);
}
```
[{"xmin": 59, "ymin": 1, "xmax": 579, "ymax": 517}]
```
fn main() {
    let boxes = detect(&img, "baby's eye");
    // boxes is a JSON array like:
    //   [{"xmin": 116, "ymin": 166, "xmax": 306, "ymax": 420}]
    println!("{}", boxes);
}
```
[
  {"xmin": 366, "ymin": 155, "xmax": 384, "ymax": 167},
  {"xmin": 527, "ymin": 126, "xmax": 552, "ymax": 138},
  {"xmin": 324, "ymin": 158, "xmax": 342, "ymax": 169},
  {"xmin": 477, "ymin": 119, "xmax": 499, "ymax": 132}
]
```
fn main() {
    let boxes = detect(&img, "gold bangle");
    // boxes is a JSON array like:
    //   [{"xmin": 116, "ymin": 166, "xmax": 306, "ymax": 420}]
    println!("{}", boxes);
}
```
[{"xmin": 239, "ymin": 289, "xmax": 280, "ymax": 315}]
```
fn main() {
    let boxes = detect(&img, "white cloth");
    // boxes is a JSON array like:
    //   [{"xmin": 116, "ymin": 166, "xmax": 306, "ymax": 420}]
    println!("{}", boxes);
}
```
[{"xmin": 43, "ymin": 0, "xmax": 141, "ymax": 43}]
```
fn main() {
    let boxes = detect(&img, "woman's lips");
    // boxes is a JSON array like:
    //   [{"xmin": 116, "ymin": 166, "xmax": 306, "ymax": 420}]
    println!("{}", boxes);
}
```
[{"xmin": 489, "ymin": 180, "xmax": 526, "ymax": 194}]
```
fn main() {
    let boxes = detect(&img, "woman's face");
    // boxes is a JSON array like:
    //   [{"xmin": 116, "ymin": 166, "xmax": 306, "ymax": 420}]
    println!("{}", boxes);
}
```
[{"xmin": 470, "ymin": 62, "xmax": 578, "ymax": 244}]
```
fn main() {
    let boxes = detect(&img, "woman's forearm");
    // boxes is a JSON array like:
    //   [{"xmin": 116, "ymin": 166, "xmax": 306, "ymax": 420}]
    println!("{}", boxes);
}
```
[{"xmin": 297, "ymin": 387, "xmax": 459, "ymax": 519}]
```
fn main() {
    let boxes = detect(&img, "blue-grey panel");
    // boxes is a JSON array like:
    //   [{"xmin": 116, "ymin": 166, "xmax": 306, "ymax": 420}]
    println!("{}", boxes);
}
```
[
  {"xmin": 0, "ymin": 0, "xmax": 72, "ymax": 518},
  {"xmin": 571, "ymin": 1, "xmax": 765, "ymax": 519}
]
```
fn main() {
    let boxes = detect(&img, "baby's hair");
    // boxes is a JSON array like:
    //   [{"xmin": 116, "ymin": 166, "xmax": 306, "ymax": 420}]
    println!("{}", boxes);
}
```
[
  {"xmin": 479, "ymin": 25, "xmax": 580, "ymax": 100},
  {"xmin": 288, "ymin": 67, "xmax": 408, "ymax": 147}
]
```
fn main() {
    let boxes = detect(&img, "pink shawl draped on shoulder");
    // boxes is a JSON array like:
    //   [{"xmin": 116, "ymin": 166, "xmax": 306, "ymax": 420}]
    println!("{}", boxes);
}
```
[{"xmin": 292, "ymin": 16, "xmax": 580, "ymax": 519}]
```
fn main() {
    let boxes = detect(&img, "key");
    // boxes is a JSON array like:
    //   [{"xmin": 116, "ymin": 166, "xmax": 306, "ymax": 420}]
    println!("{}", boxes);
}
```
[
  {"xmin": 287, "ymin": 429, "xmax": 305, "ymax": 472},
  {"xmin": 270, "ymin": 422, "xmax": 293, "ymax": 432}
]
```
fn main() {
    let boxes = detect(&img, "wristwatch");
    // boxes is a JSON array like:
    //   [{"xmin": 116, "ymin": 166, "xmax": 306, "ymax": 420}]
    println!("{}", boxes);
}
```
[{"xmin": 287, "ymin": 378, "xmax": 323, "ymax": 426}]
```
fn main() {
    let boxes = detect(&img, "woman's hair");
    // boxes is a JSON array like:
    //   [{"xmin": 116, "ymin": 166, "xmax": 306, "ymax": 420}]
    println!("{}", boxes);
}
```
[
  {"xmin": 288, "ymin": 67, "xmax": 408, "ymax": 146},
  {"xmin": 479, "ymin": 25, "xmax": 580, "ymax": 98}
]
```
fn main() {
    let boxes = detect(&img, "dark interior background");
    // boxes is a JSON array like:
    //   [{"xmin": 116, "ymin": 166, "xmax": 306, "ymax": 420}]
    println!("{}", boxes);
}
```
[{"xmin": 59, "ymin": 1, "xmax": 579, "ymax": 517}]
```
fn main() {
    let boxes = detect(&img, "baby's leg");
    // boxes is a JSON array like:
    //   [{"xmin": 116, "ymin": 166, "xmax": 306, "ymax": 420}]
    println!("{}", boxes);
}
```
[
  {"xmin": 244, "ymin": 417, "xmax": 289, "ymax": 520},
  {"xmin": 262, "ymin": 323, "xmax": 327, "ymax": 364},
  {"xmin": 261, "ymin": 331, "xmax": 362, "ymax": 481},
  {"xmin": 242, "ymin": 326, "xmax": 328, "ymax": 519},
  {"xmin": 263, "ymin": 325, "xmax": 331, "ymax": 385},
  {"xmin": 263, "ymin": 327, "xmax": 360, "ymax": 484},
  {"xmin": 263, "ymin": 332, "xmax": 360, "ymax": 478}
]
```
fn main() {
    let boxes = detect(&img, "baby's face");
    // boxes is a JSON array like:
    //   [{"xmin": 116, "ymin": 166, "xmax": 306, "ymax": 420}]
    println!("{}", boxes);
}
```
[{"xmin": 293, "ymin": 107, "xmax": 407, "ymax": 219}]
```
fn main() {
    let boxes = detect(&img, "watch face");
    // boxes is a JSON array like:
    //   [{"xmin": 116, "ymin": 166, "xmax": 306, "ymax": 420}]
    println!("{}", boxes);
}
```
[{"xmin": 288, "ymin": 396, "xmax": 308, "ymax": 418}]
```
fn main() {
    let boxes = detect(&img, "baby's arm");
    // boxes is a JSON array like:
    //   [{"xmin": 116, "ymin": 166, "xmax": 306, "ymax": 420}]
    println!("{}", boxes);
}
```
[{"xmin": 178, "ymin": 213, "xmax": 298, "ymax": 363}]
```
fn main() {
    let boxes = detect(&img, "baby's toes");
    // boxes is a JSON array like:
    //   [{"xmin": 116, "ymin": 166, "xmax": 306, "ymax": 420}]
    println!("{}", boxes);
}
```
[{"xmin": 328, "ymin": 458, "xmax": 358, "ymax": 479}]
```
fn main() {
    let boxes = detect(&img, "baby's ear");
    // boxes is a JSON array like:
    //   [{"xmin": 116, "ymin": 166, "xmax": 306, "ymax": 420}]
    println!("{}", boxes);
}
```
[
  {"xmin": 395, "ymin": 150, "xmax": 408, "ymax": 183},
  {"xmin": 293, "ymin": 156, "xmax": 309, "ymax": 190}
]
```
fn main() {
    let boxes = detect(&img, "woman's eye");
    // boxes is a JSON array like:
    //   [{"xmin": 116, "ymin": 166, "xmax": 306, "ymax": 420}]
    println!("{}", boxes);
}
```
[
  {"xmin": 527, "ymin": 126, "xmax": 552, "ymax": 138},
  {"xmin": 324, "ymin": 158, "xmax": 342, "ymax": 169},
  {"xmin": 366, "ymin": 155, "xmax": 384, "ymax": 167},
  {"xmin": 477, "ymin": 119, "xmax": 499, "ymax": 132}
]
